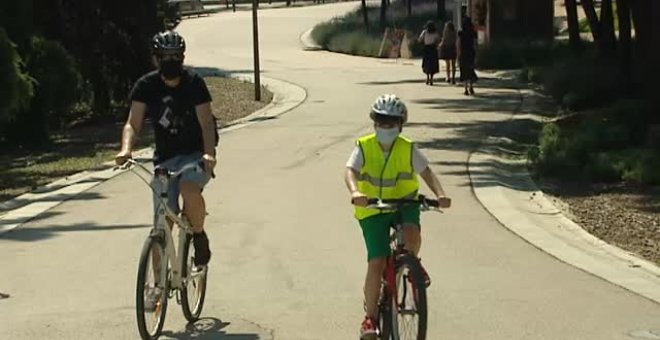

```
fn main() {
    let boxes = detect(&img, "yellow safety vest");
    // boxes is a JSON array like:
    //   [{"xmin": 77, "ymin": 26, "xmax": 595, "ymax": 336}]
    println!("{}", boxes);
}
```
[{"xmin": 355, "ymin": 134, "xmax": 419, "ymax": 220}]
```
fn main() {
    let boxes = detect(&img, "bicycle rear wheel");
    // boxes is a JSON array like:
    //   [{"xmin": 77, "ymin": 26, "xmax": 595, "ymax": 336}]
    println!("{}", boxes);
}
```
[
  {"xmin": 393, "ymin": 254, "xmax": 427, "ymax": 340},
  {"xmin": 136, "ymin": 237, "xmax": 169, "ymax": 340},
  {"xmin": 181, "ymin": 234, "xmax": 208, "ymax": 322}
]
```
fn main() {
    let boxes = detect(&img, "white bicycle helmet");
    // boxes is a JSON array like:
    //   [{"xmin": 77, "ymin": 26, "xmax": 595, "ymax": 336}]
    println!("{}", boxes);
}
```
[{"xmin": 370, "ymin": 94, "xmax": 408, "ymax": 123}]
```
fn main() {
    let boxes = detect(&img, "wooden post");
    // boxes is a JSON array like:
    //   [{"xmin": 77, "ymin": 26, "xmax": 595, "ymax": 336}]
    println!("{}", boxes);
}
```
[{"xmin": 252, "ymin": 0, "xmax": 261, "ymax": 101}]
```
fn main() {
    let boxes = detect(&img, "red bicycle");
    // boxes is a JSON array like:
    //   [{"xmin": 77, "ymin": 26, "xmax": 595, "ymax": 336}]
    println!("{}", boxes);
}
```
[{"xmin": 365, "ymin": 196, "xmax": 442, "ymax": 340}]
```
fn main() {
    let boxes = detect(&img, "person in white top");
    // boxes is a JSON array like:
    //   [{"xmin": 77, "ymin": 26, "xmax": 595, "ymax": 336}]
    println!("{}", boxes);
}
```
[{"xmin": 418, "ymin": 21, "xmax": 440, "ymax": 85}]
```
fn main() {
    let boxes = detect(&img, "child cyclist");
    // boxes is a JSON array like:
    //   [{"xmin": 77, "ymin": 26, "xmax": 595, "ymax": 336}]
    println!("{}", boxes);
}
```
[{"xmin": 344, "ymin": 94, "xmax": 452, "ymax": 339}]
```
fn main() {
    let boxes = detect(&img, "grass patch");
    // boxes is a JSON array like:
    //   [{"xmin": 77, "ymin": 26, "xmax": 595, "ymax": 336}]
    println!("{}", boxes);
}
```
[{"xmin": 0, "ymin": 76, "xmax": 272, "ymax": 202}]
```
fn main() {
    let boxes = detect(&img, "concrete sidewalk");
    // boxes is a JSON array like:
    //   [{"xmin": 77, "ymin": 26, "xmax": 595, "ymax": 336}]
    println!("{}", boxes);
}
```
[{"xmin": 467, "ymin": 85, "xmax": 660, "ymax": 305}]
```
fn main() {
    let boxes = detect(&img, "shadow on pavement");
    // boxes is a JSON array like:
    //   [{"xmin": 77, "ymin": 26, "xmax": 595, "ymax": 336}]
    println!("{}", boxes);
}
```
[
  {"xmin": 193, "ymin": 67, "xmax": 266, "ymax": 78},
  {"xmin": 406, "ymin": 76, "xmax": 551, "ymax": 192},
  {"xmin": 0, "ymin": 221, "xmax": 150, "ymax": 242},
  {"xmin": 161, "ymin": 318, "xmax": 267, "ymax": 340},
  {"xmin": 358, "ymin": 78, "xmax": 427, "ymax": 85},
  {"xmin": 1, "ymin": 190, "xmax": 107, "ymax": 213}
]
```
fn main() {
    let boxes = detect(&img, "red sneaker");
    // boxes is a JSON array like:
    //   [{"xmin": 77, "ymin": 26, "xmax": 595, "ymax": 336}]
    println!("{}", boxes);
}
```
[{"xmin": 360, "ymin": 317, "xmax": 378, "ymax": 340}]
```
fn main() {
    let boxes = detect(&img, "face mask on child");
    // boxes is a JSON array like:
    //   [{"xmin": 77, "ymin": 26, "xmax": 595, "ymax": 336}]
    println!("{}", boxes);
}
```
[{"xmin": 375, "ymin": 127, "xmax": 400, "ymax": 145}]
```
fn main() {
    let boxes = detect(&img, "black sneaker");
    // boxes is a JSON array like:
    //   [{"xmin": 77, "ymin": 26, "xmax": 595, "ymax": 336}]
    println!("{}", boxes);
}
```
[{"xmin": 192, "ymin": 231, "xmax": 211, "ymax": 266}]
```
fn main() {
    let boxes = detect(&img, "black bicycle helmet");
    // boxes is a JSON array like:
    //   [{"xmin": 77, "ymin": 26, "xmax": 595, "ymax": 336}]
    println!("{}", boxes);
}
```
[{"xmin": 152, "ymin": 30, "xmax": 186, "ymax": 56}]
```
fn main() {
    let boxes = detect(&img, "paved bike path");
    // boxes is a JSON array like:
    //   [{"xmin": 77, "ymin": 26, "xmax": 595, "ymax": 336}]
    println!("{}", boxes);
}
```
[{"xmin": 2, "ymin": 3, "xmax": 660, "ymax": 339}]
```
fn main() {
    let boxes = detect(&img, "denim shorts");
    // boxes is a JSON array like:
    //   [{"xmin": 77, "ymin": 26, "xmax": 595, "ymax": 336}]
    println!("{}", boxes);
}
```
[{"xmin": 151, "ymin": 152, "xmax": 211, "ymax": 216}]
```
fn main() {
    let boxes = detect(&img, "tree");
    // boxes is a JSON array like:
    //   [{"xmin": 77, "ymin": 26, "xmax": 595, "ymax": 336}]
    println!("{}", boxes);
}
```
[
  {"xmin": 580, "ymin": 0, "xmax": 600, "ymax": 42},
  {"xmin": 361, "ymin": 0, "xmax": 369, "ymax": 28},
  {"xmin": 0, "ymin": 28, "xmax": 34, "ymax": 125},
  {"xmin": 437, "ymin": 0, "xmax": 446, "ymax": 20},
  {"xmin": 380, "ymin": 0, "xmax": 388, "ymax": 28},
  {"xmin": 616, "ymin": 0, "xmax": 632, "ymax": 87},
  {"xmin": 599, "ymin": 0, "xmax": 617, "ymax": 52},
  {"xmin": 0, "ymin": 1, "xmax": 34, "ymax": 47},
  {"xmin": 565, "ymin": 0, "xmax": 582, "ymax": 51},
  {"xmin": 649, "ymin": 1, "xmax": 660, "ymax": 118},
  {"xmin": 33, "ymin": 0, "xmax": 167, "ymax": 115}
]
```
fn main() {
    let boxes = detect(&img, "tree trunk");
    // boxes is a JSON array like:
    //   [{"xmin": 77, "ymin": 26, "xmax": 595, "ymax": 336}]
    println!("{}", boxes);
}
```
[
  {"xmin": 437, "ymin": 0, "xmax": 445, "ymax": 19},
  {"xmin": 651, "ymin": 1, "xmax": 660, "ymax": 122},
  {"xmin": 361, "ymin": 0, "xmax": 369, "ymax": 28},
  {"xmin": 616, "ymin": 0, "xmax": 632, "ymax": 87},
  {"xmin": 380, "ymin": 0, "xmax": 387, "ymax": 28},
  {"xmin": 580, "ymin": 0, "xmax": 601, "ymax": 42},
  {"xmin": 565, "ymin": 0, "xmax": 582, "ymax": 51},
  {"xmin": 407, "ymin": 0, "xmax": 412, "ymax": 17},
  {"xmin": 599, "ymin": 0, "xmax": 617, "ymax": 52}
]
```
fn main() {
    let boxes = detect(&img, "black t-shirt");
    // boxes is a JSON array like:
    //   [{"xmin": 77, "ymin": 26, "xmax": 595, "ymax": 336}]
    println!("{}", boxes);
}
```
[{"xmin": 129, "ymin": 69, "xmax": 212, "ymax": 164}]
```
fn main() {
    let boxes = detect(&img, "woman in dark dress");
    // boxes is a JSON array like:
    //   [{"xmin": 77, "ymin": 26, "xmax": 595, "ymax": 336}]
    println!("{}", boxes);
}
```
[
  {"xmin": 418, "ymin": 21, "xmax": 440, "ymax": 85},
  {"xmin": 457, "ymin": 17, "xmax": 478, "ymax": 95}
]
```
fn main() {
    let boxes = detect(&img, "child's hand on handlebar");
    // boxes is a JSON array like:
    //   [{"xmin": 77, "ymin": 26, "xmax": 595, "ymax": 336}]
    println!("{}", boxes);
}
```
[
  {"xmin": 350, "ymin": 191, "xmax": 368, "ymax": 207},
  {"xmin": 437, "ymin": 196, "xmax": 451, "ymax": 208}
]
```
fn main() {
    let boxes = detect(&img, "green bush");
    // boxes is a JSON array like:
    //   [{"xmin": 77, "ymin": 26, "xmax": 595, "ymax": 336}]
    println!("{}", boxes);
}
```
[
  {"xmin": 3, "ymin": 37, "xmax": 84, "ymax": 145},
  {"xmin": 583, "ymin": 151, "xmax": 625, "ymax": 182},
  {"xmin": 533, "ymin": 117, "xmax": 660, "ymax": 184},
  {"xmin": 476, "ymin": 40, "xmax": 569, "ymax": 70},
  {"xmin": 536, "ymin": 123, "xmax": 580, "ymax": 178},
  {"xmin": 327, "ymin": 31, "xmax": 386, "ymax": 57},
  {"xmin": 543, "ymin": 52, "xmax": 618, "ymax": 110},
  {"xmin": 0, "ymin": 28, "xmax": 34, "ymax": 124},
  {"xmin": 310, "ymin": 3, "xmax": 442, "ymax": 58},
  {"xmin": 26, "ymin": 37, "xmax": 84, "ymax": 128},
  {"xmin": 621, "ymin": 149, "xmax": 660, "ymax": 185},
  {"xmin": 519, "ymin": 66, "xmax": 545, "ymax": 84}
]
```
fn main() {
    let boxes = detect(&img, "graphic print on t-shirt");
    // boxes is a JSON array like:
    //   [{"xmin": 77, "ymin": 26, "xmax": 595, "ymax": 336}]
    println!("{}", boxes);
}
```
[{"xmin": 158, "ymin": 95, "xmax": 187, "ymax": 136}]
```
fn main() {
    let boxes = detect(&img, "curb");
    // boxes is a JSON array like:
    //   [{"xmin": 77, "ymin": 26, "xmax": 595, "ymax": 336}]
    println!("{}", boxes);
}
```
[
  {"xmin": 0, "ymin": 72, "xmax": 306, "ymax": 236},
  {"xmin": 467, "ymin": 85, "xmax": 660, "ymax": 304},
  {"xmin": 299, "ymin": 27, "xmax": 322, "ymax": 51}
]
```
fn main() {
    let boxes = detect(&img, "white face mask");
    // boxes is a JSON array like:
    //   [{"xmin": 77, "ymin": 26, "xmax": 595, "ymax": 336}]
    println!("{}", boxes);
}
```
[{"xmin": 375, "ymin": 127, "xmax": 400, "ymax": 145}]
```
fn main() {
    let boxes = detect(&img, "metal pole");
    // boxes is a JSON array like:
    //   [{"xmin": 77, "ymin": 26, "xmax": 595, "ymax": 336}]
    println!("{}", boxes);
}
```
[{"xmin": 252, "ymin": 0, "xmax": 261, "ymax": 101}]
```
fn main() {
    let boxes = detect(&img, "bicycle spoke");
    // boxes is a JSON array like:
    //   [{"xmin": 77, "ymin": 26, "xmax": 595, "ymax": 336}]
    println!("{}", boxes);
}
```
[
  {"xmin": 396, "ymin": 264, "xmax": 421, "ymax": 340},
  {"xmin": 142, "ymin": 243, "xmax": 165, "ymax": 336}
]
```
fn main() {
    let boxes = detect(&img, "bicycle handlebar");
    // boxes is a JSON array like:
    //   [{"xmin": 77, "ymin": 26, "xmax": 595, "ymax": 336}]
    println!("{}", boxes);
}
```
[
  {"xmin": 116, "ymin": 158, "xmax": 205, "ymax": 178},
  {"xmin": 360, "ymin": 195, "xmax": 443, "ymax": 211}
]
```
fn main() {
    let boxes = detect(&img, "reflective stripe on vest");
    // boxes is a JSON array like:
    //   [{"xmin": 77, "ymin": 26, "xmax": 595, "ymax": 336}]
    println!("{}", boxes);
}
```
[{"xmin": 355, "ymin": 134, "xmax": 420, "ymax": 220}]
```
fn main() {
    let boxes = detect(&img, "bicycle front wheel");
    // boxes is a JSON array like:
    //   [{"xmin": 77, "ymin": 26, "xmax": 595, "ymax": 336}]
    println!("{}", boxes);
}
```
[
  {"xmin": 393, "ymin": 254, "xmax": 427, "ymax": 340},
  {"xmin": 378, "ymin": 284, "xmax": 393, "ymax": 339},
  {"xmin": 180, "ymin": 234, "xmax": 208, "ymax": 322},
  {"xmin": 136, "ymin": 237, "xmax": 169, "ymax": 340}
]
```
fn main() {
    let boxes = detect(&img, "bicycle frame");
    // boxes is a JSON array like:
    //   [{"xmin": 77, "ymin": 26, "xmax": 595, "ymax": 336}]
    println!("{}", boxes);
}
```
[
  {"xmin": 153, "ymin": 186, "xmax": 193, "ymax": 291},
  {"xmin": 382, "ymin": 223, "xmax": 407, "ymax": 334},
  {"xmin": 122, "ymin": 160, "xmax": 199, "ymax": 291}
]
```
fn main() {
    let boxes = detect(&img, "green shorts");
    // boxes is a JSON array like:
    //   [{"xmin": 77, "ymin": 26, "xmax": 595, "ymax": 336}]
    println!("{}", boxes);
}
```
[{"xmin": 358, "ymin": 205, "xmax": 420, "ymax": 261}]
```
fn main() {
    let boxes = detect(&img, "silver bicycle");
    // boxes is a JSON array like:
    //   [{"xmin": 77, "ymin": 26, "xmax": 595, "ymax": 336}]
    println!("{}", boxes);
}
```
[{"xmin": 117, "ymin": 159, "xmax": 209, "ymax": 340}]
